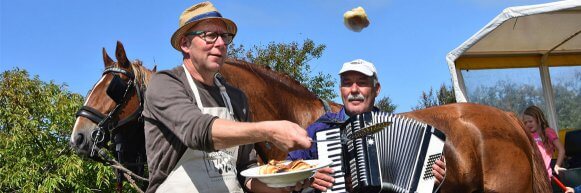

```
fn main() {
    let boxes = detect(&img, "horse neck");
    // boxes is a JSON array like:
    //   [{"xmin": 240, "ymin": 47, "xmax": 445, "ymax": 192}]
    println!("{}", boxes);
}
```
[
  {"xmin": 221, "ymin": 61, "xmax": 327, "ymax": 127},
  {"xmin": 271, "ymin": 86, "xmax": 327, "ymax": 128}
]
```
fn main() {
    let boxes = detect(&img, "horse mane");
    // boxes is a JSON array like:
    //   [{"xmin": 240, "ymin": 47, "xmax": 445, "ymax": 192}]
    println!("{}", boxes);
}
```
[
  {"xmin": 128, "ymin": 59, "xmax": 155, "ymax": 89},
  {"xmin": 225, "ymin": 58, "xmax": 319, "ymax": 99}
]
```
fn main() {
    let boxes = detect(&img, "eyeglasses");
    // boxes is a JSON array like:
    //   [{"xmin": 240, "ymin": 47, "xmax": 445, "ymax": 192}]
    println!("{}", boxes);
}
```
[{"xmin": 185, "ymin": 30, "xmax": 235, "ymax": 45}]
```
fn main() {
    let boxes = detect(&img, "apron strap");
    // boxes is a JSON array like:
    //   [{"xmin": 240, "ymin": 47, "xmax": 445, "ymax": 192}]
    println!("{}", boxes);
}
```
[
  {"xmin": 214, "ymin": 73, "xmax": 235, "ymax": 117},
  {"xmin": 183, "ymin": 64, "xmax": 205, "ymax": 109}
]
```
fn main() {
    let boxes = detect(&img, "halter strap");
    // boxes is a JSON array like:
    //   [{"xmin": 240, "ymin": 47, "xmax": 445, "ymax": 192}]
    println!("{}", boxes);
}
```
[
  {"xmin": 76, "ymin": 106, "xmax": 107, "ymax": 124},
  {"xmin": 103, "ymin": 67, "xmax": 134, "ymax": 80}
]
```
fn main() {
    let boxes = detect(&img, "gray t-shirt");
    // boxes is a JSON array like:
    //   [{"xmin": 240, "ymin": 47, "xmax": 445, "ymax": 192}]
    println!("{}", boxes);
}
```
[{"xmin": 142, "ymin": 66, "xmax": 257, "ymax": 192}]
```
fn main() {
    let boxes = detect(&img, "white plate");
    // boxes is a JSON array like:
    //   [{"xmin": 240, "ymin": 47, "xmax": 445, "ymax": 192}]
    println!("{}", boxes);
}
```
[{"xmin": 241, "ymin": 159, "xmax": 333, "ymax": 188}]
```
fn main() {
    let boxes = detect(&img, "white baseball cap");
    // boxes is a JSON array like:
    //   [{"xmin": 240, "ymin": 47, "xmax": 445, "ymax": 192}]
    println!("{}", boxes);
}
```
[{"xmin": 338, "ymin": 59, "xmax": 377, "ymax": 77}]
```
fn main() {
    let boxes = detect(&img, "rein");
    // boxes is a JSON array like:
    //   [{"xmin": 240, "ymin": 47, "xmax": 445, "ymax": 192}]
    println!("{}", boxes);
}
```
[{"xmin": 94, "ymin": 146, "xmax": 147, "ymax": 193}]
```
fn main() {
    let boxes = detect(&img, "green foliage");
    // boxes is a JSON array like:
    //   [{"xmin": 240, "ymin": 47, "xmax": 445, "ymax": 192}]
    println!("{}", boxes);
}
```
[
  {"xmin": 0, "ymin": 69, "xmax": 117, "ymax": 192},
  {"xmin": 376, "ymin": 96, "xmax": 397, "ymax": 113},
  {"xmin": 469, "ymin": 72, "xmax": 580, "ymax": 130},
  {"xmin": 228, "ymin": 39, "xmax": 336, "ymax": 100},
  {"xmin": 553, "ymin": 71, "xmax": 581, "ymax": 129},
  {"xmin": 413, "ymin": 83, "xmax": 456, "ymax": 110},
  {"xmin": 470, "ymin": 80, "xmax": 540, "ymax": 114}
]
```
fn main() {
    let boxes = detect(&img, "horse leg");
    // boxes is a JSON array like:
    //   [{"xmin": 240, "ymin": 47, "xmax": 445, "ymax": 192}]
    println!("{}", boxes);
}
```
[
  {"xmin": 481, "ymin": 139, "xmax": 532, "ymax": 193},
  {"xmin": 437, "ymin": 122, "xmax": 485, "ymax": 193}
]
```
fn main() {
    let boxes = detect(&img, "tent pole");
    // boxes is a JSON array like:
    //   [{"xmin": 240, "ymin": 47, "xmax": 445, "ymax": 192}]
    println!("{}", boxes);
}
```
[
  {"xmin": 539, "ymin": 29, "xmax": 581, "ymax": 132},
  {"xmin": 538, "ymin": 59, "xmax": 558, "ymax": 131}
]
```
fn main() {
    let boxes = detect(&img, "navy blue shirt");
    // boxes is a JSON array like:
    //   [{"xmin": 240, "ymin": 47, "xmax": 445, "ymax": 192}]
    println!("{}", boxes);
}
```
[
  {"xmin": 287, "ymin": 107, "xmax": 348, "ymax": 160},
  {"xmin": 288, "ymin": 107, "xmax": 381, "ymax": 160}
]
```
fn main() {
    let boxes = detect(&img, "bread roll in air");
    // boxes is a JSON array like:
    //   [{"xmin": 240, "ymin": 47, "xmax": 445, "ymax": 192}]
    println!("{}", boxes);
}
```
[{"xmin": 344, "ymin": 6, "xmax": 370, "ymax": 32}]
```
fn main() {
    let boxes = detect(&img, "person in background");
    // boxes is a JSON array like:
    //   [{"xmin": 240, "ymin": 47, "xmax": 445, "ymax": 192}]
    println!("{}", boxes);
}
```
[
  {"xmin": 522, "ymin": 105, "xmax": 566, "ymax": 180},
  {"xmin": 288, "ymin": 59, "xmax": 446, "ymax": 193},
  {"xmin": 142, "ymin": 2, "xmax": 314, "ymax": 192}
]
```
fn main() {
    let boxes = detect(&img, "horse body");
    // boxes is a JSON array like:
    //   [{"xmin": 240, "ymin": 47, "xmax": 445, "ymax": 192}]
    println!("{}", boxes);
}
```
[
  {"xmin": 71, "ymin": 42, "xmax": 550, "ymax": 192},
  {"xmin": 403, "ymin": 103, "xmax": 550, "ymax": 192},
  {"xmin": 220, "ymin": 59, "xmax": 342, "ymax": 128}
]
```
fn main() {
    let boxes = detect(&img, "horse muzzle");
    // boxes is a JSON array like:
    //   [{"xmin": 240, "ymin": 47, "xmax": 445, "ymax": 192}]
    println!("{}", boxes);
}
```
[
  {"xmin": 70, "ymin": 130, "xmax": 93, "ymax": 156},
  {"xmin": 70, "ymin": 122, "xmax": 110, "ymax": 161}
]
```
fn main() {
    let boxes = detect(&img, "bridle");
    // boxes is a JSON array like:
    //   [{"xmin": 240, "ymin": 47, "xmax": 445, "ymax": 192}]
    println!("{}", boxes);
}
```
[
  {"xmin": 75, "ymin": 64, "xmax": 148, "ymax": 192},
  {"xmin": 76, "ymin": 65, "xmax": 144, "ymax": 156}
]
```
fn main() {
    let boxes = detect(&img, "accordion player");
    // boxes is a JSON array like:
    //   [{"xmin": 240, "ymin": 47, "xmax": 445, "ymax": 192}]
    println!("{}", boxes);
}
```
[{"xmin": 316, "ymin": 111, "xmax": 445, "ymax": 193}]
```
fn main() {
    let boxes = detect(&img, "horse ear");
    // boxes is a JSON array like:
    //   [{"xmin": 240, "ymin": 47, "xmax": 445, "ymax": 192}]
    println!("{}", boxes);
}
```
[
  {"xmin": 153, "ymin": 65, "xmax": 157, "ymax": 72},
  {"xmin": 115, "ymin": 41, "xmax": 130, "ymax": 68},
  {"xmin": 102, "ymin": 47, "xmax": 114, "ymax": 67}
]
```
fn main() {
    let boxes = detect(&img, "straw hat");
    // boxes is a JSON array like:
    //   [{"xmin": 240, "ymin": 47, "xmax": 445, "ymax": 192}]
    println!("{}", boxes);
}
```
[{"xmin": 170, "ymin": 1, "xmax": 237, "ymax": 51}]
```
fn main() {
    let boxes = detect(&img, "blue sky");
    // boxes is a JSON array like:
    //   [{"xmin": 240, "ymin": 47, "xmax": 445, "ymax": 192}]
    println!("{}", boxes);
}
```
[{"xmin": 0, "ymin": 0, "xmax": 555, "ymax": 112}]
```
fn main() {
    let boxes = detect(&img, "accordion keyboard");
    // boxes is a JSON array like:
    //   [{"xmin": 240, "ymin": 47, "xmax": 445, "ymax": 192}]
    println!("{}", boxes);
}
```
[{"xmin": 316, "ymin": 127, "xmax": 347, "ymax": 193}]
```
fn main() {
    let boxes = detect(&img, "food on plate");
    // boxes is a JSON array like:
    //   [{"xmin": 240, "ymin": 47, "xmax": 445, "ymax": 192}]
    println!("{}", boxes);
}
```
[{"xmin": 258, "ymin": 160, "xmax": 316, "ymax": 175}]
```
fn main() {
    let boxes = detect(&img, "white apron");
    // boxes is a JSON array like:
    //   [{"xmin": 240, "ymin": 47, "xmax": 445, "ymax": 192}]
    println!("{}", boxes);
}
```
[{"xmin": 156, "ymin": 65, "xmax": 243, "ymax": 193}]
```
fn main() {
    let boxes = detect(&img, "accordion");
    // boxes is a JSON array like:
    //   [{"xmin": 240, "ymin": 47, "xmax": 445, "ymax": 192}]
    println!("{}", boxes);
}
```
[{"xmin": 317, "ymin": 111, "xmax": 445, "ymax": 193}]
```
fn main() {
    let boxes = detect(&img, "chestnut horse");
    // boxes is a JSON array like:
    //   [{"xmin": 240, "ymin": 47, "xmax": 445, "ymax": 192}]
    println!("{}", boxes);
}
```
[
  {"xmin": 220, "ymin": 60, "xmax": 551, "ymax": 192},
  {"xmin": 70, "ymin": 42, "xmax": 155, "ymax": 190},
  {"xmin": 71, "ymin": 42, "xmax": 550, "ymax": 192}
]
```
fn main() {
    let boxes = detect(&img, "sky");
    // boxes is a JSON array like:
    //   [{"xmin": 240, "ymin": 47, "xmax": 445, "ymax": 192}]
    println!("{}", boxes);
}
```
[{"xmin": 0, "ymin": 0, "xmax": 557, "ymax": 112}]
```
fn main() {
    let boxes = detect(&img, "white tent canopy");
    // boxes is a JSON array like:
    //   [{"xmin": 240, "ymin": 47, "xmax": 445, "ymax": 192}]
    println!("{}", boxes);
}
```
[{"xmin": 446, "ymin": 0, "xmax": 581, "ymax": 130}]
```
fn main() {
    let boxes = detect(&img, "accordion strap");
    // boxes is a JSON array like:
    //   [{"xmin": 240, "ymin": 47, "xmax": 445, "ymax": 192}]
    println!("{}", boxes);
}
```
[
  {"xmin": 319, "ymin": 98, "xmax": 332, "ymax": 113},
  {"xmin": 315, "ymin": 116, "xmax": 346, "ymax": 126}
]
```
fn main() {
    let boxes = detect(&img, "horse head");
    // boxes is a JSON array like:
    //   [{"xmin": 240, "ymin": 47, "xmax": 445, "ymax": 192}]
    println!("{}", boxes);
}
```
[{"xmin": 70, "ymin": 41, "xmax": 155, "ymax": 162}]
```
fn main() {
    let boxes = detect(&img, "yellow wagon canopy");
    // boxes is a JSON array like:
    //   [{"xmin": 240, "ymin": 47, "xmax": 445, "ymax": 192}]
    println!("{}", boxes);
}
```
[{"xmin": 446, "ymin": 0, "xmax": 581, "ymax": 102}]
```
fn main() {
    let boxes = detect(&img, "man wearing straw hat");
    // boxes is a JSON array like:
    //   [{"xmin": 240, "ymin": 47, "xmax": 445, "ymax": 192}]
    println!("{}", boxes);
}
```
[{"xmin": 143, "ymin": 2, "xmax": 320, "ymax": 192}]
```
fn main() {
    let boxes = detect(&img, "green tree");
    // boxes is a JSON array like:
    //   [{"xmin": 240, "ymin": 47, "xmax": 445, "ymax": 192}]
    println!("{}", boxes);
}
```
[
  {"xmin": 0, "ymin": 69, "xmax": 116, "ymax": 192},
  {"xmin": 553, "ymin": 71, "xmax": 581, "ymax": 129},
  {"xmin": 470, "ymin": 80, "xmax": 541, "ymax": 114},
  {"xmin": 376, "ymin": 96, "xmax": 397, "ymax": 113},
  {"xmin": 413, "ymin": 83, "xmax": 456, "ymax": 110},
  {"xmin": 468, "ymin": 72, "xmax": 580, "ymax": 130},
  {"xmin": 228, "ymin": 39, "xmax": 336, "ymax": 100}
]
